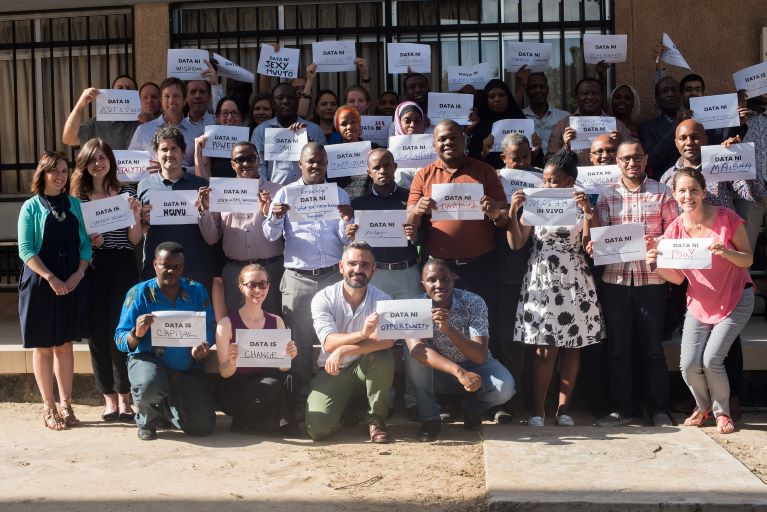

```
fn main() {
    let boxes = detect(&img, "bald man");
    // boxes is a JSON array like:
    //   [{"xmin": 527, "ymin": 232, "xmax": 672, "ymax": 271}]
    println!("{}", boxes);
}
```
[{"xmin": 588, "ymin": 133, "xmax": 619, "ymax": 166}]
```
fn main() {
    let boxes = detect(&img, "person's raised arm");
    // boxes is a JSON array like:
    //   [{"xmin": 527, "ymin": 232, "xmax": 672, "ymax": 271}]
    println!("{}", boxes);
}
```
[
  {"xmin": 506, "ymin": 190, "xmax": 533, "ymax": 250},
  {"xmin": 193, "ymin": 135, "xmax": 212, "ymax": 179},
  {"xmin": 297, "ymin": 63, "xmax": 317, "ymax": 119},
  {"xmin": 62, "ymin": 88, "xmax": 98, "ymax": 146},
  {"xmin": 514, "ymin": 65, "xmax": 530, "ymax": 108}
]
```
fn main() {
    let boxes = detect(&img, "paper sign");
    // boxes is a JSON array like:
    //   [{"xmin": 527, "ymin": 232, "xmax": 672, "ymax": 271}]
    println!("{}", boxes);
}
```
[
  {"xmin": 700, "ymin": 143, "xmax": 757, "ymax": 183},
  {"xmin": 732, "ymin": 61, "xmax": 767, "ymax": 99},
  {"xmin": 660, "ymin": 33, "xmax": 691, "ymax": 70},
  {"xmin": 583, "ymin": 34, "xmax": 628, "ymax": 64},
  {"xmin": 209, "ymin": 177, "xmax": 260, "ymax": 213},
  {"xmin": 690, "ymin": 94, "xmax": 740, "ymax": 130},
  {"xmin": 326, "ymin": 141, "xmax": 372, "ymax": 178},
  {"xmin": 257, "ymin": 45, "xmax": 299, "ymax": 79},
  {"xmin": 95, "ymin": 89, "xmax": 140, "ymax": 121},
  {"xmin": 427, "ymin": 92, "xmax": 473, "ymax": 125},
  {"xmin": 521, "ymin": 188, "xmax": 577, "ymax": 226},
  {"xmin": 80, "ymin": 194, "xmax": 134, "ymax": 235},
  {"xmin": 498, "ymin": 169, "xmax": 543, "ymax": 202},
  {"xmin": 387, "ymin": 43, "xmax": 431, "ymax": 74},
  {"xmin": 355, "ymin": 210, "xmax": 408, "ymax": 247},
  {"xmin": 590, "ymin": 223, "xmax": 646, "ymax": 266},
  {"xmin": 431, "ymin": 183, "xmax": 484, "ymax": 221},
  {"xmin": 569, "ymin": 116, "xmax": 617, "ymax": 151},
  {"xmin": 388, "ymin": 134, "xmax": 437, "ymax": 168},
  {"xmin": 575, "ymin": 165, "xmax": 621, "ymax": 194},
  {"xmin": 447, "ymin": 62, "xmax": 491, "ymax": 91},
  {"xmin": 505, "ymin": 41, "xmax": 552, "ymax": 72},
  {"xmin": 212, "ymin": 52, "xmax": 254, "ymax": 84},
  {"xmin": 114, "ymin": 150, "xmax": 152, "ymax": 183},
  {"xmin": 361, "ymin": 116, "xmax": 392, "ymax": 148},
  {"xmin": 376, "ymin": 299, "xmax": 433, "ymax": 339},
  {"xmin": 285, "ymin": 183, "xmax": 340, "ymax": 223},
  {"xmin": 202, "ymin": 125, "xmax": 250, "ymax": 158},
  {"xmin": 146, "ymin": 190, "xmax": 198, "ymax": 225},
  {"xmin": 167, "ymin": 49, "xmax": 209, "ymax": 80},
  {"xmin": 312, "ymin": 41, "xmax": 356, "ymax": 72},
  {"xmin": 235, "ymin": 329, "xmax": 292, "ymax": 368},
  {"xmin": 491, "ymin": 119, "xmax": 536, "ymax": 152},
  {"xmin": 657, "ymin": 238, "xmax": 714, "ymax": 269},
  {"xmin": 151, "ymin": 310, "xmax": 207, "ymax": 347},
  {"xmin": 264, "ymin": 128, "xmax": 308, "ymax": 162}
]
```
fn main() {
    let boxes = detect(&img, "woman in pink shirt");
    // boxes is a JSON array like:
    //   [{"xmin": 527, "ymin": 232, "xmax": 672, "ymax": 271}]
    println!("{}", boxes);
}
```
[{"xmin": 646, "ymin": 168, "xmax": 753, "ymax": 434}]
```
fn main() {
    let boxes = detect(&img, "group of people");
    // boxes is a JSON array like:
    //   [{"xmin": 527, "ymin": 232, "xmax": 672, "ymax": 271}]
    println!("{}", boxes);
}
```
[{"xmin": 18, "ymin": 40, "xmax": 764, "ymax": 442}]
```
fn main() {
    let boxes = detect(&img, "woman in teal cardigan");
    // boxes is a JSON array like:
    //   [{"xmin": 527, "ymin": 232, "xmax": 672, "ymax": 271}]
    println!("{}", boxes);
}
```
[{"xmin": 18, "ymin": 151, "xmax": 92, "ymax": 431}]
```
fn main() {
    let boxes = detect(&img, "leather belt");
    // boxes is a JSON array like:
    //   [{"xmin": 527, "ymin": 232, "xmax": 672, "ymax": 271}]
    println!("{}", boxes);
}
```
[
  {"xmin": 291, "ymin": 265, "xmax": 336, "ymax": 276},
  {"xmin": 376, "ymin": 259, "xmax": 418, "ymax": 271},
  {"xmin": 227, "ymin": 255, "xmax": 283, "ymax": 266}
]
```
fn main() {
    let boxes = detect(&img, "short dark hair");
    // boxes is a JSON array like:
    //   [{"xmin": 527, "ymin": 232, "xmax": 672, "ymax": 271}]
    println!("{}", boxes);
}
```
[
  {"xmin": 272, "ymin": 82, "xmax": 296, "ymax": 98},
  {"xmin": 215, "ymin": 95, "xmax": 246, "ymax": 117},
  {"xmin": 343, "ymin": 240, "xmax": 375, "ymax": 260},
  {"xmin": 422, "ymin": 258, "xmax": 457, "ymax": 279},
  {"xmin": 159, "ymin": 77, "xmax": 186, "ymax": 98},
  {"xmin": 403, "ymin": 73, "xmax": 429, "ymax": 90},
  {"xmin": 617, "ymin": 136, "xmax": 644, "ymax": 153},
  {"xmin": 680, "ymin": 73, "xmax": 705, "ymax": 92},
  {"xmin": 654, "ymin": 76, "xmax": 679, "ymax": 97},
  {"xmin": 155, "ymin": 241, "xmax": 184, "ymax": 258},
  {"xmin": 231, "ymin": 141, "xmax": 258, "ymax": 155},
  {"xmin": 544, "ymin": 149, "xmax": 579, "ymax": 179},
  {"xmin": 527, "ymin": 72, "xmax": 548, "ymax": 86},
  {"xmin": 111, "ymin": 74, "xmax": 137, "ymax": 89},
  {"xmin": 139, "ymin": 81, "xmax": 160, "ymax": 95},
  {"xmin": 152, "ymin": 126, "xmax": 186, "ymax": 153},
  {"xmin": 574, "ymin": 77, "xmax": 601, "ymax": 96}
]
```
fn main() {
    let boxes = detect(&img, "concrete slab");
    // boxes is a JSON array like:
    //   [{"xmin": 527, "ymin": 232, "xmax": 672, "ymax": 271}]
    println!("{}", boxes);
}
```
[{"xmin": 484, "ymin": 426, "xmax": 767, "ymax": 511}]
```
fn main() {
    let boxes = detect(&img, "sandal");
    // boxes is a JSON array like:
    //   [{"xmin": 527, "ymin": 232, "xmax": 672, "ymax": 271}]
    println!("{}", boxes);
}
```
[
  {"xmin": 42, "ymin": 404, "xmax": 66, "ymax": 431},
  {"xmin": 682, "ymin": 408, "xmax": 711, "ymax": 427},
  {"xmin": 60, "ymin": 401, "xmax": 80, "ymax": 428},
  {"xmin": 368, "ymin": 420, "xmax": 392, "ymax": 444},
  {"xmin": 716, "ymin": 415, "xmax": 735, "ymax": 434}
]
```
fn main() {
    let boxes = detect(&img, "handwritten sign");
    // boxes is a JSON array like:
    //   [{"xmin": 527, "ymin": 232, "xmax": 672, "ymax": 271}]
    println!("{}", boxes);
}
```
[
  {"xmin": 498, "ymin": 169, "xmax": 543, "ymax": 202},
  {"xmin": 575, "ymin": 165, "xmax": 621, "ymax": 194},
  {"xmin": 202, "ymin": 125, "xmax": 250, "ymax": 158},
  {"xmin": 521, "ymin": 188, "xmax": 577, "ymax": 226},
  {"xmin": 700, "ymin": 143, "xmax": 756, "ymax": 183},
  {"xmin": 431, "ymin": 183, "xmax": 484, "ymax": 221},
  {"xmin": 387, "ymin": 43, "xmax": 431, "ymax": 74},
  {"xmin": 212, "ymin": 52, "xmax": 254, "ymax": 84},
  {"xmin": 569, "ymin": 116, "xmax": 617, "ymax": 151},
  {"xmin": 146, "ymin": 190, "xmax": 198, "ymax": 225},
  {"xmin": 388, "ymin": 134, "xmax": 437, "ymax": 168},
  {"xmin": 257, "ymin": 45, "xmax": 299, "ymax": 79},
  {"xmin": 235, "ymin": 329, "xmax": 292, "ymax": 368},
  {"xmin": 427, "ymin": 92, "xmax": 473, "ymax": 125},
  {"xmin": 312, "ymin": 41, "xmax": 356, "ymax": 72},
  {"xmin": 505, "ymin": 41, "xmax": 552, "ymax": 72},
  {"xmin": 80, "ymin": 194, "xmax": 134, "ymax": 235},
  {"xmin": 95, "ymin": 89, "xmax": 140, "ymax": 121},
  {"xmin": 264, "ymin": 128, "xmax": 308, "ymax": 162},
  {"xmin": 590, "ymin": 223, "xmax": 646, "ymax": 266},
  {"xmin": 361, "ymin": 116, "xmax": 392, "ymax": 148},
  {"xmin": 151, "ymin": 310, "xmax": 207, "ymax": 347},
  {"xmin": 583, "ymin": 34, "xmax": 628, "ymax": 64},
  {"xmin": 114, "ymin": 150, "xmax": 152, "ymax": 183},
  {"xmin": 447, "ymin": 62, "xmax": 491, "ymax": 91},
  {"xmin": 167, "ymin": 49, "xmax": 209, "ymax": 81},
  {"xmin": 690, "ymin": 93, "xmax": 740, "ymax": 130},
  {"xmin": 355, "ymin": 210, "xmax": 407, "ymax": 247},
  {"xmin": 376, "ymin": 299, "xmax": 433, "ymax": 339},
  {"xmin": 732, "ymin": 61, "xmax": 767, "ymax": 99},
  {"xmin": 490, "ymin": 119, "xmax": 536, "ymax": 152},
  {"xmin": 209, "ymin": 177, "xmax": 260, "ymax": 213},
  {"xmin": 657, "ymin": 238, "xmax": 714, "ymax": 270},
  {"xmin": 285, "ymin": 183, "xmax": 340, "ymax": 223},
  {"xmin": 660, "ymin": 33, "xmax": 690, "ymax": 70},
  {"xmin": 326, "ymin": 141, "xmax": 372, "ymax": 178}
]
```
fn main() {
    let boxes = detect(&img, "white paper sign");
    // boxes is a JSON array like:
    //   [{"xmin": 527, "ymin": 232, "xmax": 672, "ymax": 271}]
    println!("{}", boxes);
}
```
[
  {"xmin": 521, "ymin": 188, "xmax": 577, "ymax": 226},
  {"xmin": 80, "ymin": 194, "xmax": 134, "ymax": 235},
  {"xmin": 660, "ymin": 33, "xmax": 691, "ymax": 70},
  {"xmin": 146, "ymin": 190, "xmax": 198, "ymax": 225},
  {"xmin": 657, "ymin": 238, "xmax": 714, "ymax": 269},
  {"xmin": 732, "ymin": 62, "xmax": 767, "ymax": 99},
  {"xmin": 590, "ymin": 223, "xmax": 647, "ymax": 266},
  {"xmin": 569, "ymin": 116, "xmax": 617, "ymax": 151},
  {"xmin": 167, "ymin": 49, "xmax": 209, "ymax": 80},
  {"xmin": 209, "ymin": 177, "xmax": 260, "ymax": 213},
  {"xmin": 151, "ymin": 310, "xmax": 207, "ymax": 347},
  {"xmin": 491, "ymin": 119, "xmax": 536, "ymax": 152},
  {"xmin": 285, "ymin": 183, "xmax": 340, "ymax": 223},
  {"xmin": 690, "ymin": 94, "xmax": 740, "ymax": 130},
  {"xmin": 388, "ymin": 134, "xmax": 437, "ymax": 168},
  {"xmin": 235, "ymin": 329, "xmax": 292, "ymax": 368},
  {"xmin": 387, "ymin": 43, "xmax": 431, "ymax": 74},
  {"xmin": 264, "ymin": 128, "xmax": 308, "ymax": 162},
  {"xmin": 95, "ymin": 89, "xmax": 140, "ymax": 121},
  {"xmin": 361, "ymin": 116, "xmax": 393, "ymax": 148},
  {"xmin": 505, "ymin": 41, "xmax": 552, "ymax": 72},
  {"xmin": 447, "ymin": 63, "xmax": 492, "ymax": 91},
  {"xmin": 431, "ymin": 183, "xmax": 484, "ymax": 221},
  {"xmin": 212, "ymin": 52, "xmax": 254, "ymax": 84},
  {"xmin": 326, "ymin": 141, "xmax": 372, "ymax": 178},
  {"xmin": 576, "ymin": 165, "xmax": 621, "ymax": 194},
  {"xmin": 427, "ymin": 92, "xmax": 473, "ymax": 125},
  {"xmin": 312, "ymin": 41, "xmax": 356, "ymax": 72},
  {"xmin": 202, "ymin": 125, "xmax": 250, "ymax": 158},
  {"xmin": 114, "ymin": 150, "xmax": 152, "ymax": 183},
  {"xmin": 376, "ymin": 299, "xmax": 433, "ymax": 339},
  {"xmin": 700, "ymin": 143, "xmax": 757, "ymax": 183},
  {"xmin": 257, "ymin": 45, "xmax": 300, "ymax": 79},
  {"xmin": 583, "ymin": 34, "xmax": 628, "ymax": 64},
  {"xmin": 498, "ymin": 169, "xmax": 543, "ymax": 201},
  {"xmin": 355, "ymin": 210, "xmax": 408, "ymax": 247}
]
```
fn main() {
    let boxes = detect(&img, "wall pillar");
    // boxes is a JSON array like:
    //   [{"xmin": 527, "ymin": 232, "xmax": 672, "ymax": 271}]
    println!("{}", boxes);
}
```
[{"xmin": 134, "ymin": 3, "xmax": 170, "ymax": 87}]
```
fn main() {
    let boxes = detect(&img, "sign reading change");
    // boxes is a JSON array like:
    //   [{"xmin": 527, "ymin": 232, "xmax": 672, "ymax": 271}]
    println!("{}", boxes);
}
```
[
  {"xmin": 656, "ymin": 238, "xmax": 714, "ymax": 270},
  {"xmin": 355, "ymin": 209, "xmax": 408, "ymax": 247},
  {"xmin": 376, "ymin": 299, "xmax": 433, "ymax": 339},
  {"xmin": 146, "ymin": 190, "xmax": 198, "ymax": 225},
  {"xmin": 521, "ymin": 188, "xmax": 577, "ymax": 226},
  {"xmin": 80, "ymin": 194, "xmax": 134, "ymax": 235},
  {"xmin": 583, "ymin": 34, "xmax": 627, "ymax": 64},
  {"xmin": 151, "ymin": 311, "xmax": 207, "ymax": 347},
  {"xmin": 209, "ymin": 177, "xmax": 261, "ymax": 213},
  {"xmin": 235, "ymin": 329, "xmax": 292, "ymax": 368},
  {"xmin": 590, "ymin": 223, "xmax": 647, "ymax": 266}
]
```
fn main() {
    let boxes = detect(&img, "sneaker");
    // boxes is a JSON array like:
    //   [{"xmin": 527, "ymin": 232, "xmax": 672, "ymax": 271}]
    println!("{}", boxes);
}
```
[
  {"xmin": 137, "ymin": 427, "xmax": 157, "ymax": 441},
  {"xmin": 463, "ymin": 413, "xmax": 483, "ymax": 431},
  {"xmin": 597, "ymin": 412, "xmax": 632, "ymax": 427},
  {"xmin": 528, "ymin": 415, "xmax": 544, "ymax": 427},
  {"xmin": 439, "ymin": 411, "xmax": 453, "ymax": 424},
  {"xmin": 418, "ymin": 420, "xmax": 441, "ymax": 442},
  {"xmin": 494, "ymin": 410, "xmax": 513, "ymax": 425},
  {"xmin": 556, "ymin": 414, "xmax": 575, "ymax": 427},
  {"xmin": 652, "ymin": 412, "xmax": 673, "ymax": 427}
]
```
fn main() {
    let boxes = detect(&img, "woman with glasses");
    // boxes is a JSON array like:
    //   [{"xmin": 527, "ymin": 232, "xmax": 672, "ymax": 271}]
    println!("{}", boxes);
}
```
[{"xmin": 194, "ymin": 96, "xmax": 247, "ymax": 179}]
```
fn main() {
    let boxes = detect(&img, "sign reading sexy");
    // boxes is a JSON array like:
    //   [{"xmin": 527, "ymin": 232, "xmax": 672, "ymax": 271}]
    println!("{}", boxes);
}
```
[
  {"xmin": 430, "ymin": 183, "xmax": 484, "ymax": 221},
  {"xmin": 590, "ymin": 223, "xmax": 647, "ymax": 266},
  {"xmin": 146, "ymin": 190, "xmax": 198, "ymax": 225},
  {"xmin": 95, "ymin": 89, "xmax": 140, "ymax": 121},
  {"xmin": 700, "ymin": 143, "xmax": 756, "ymax": 183},
  {"xmin": 113, "ymin": 150, "xmax": 152, "ymax": 183},
  {"xmin": 284, "ymin": 183, "xmax": 340, "ymax": 223},
  {"xmin": 656, "ymin": 238, "xmax": 714, "ymax": 269},
  {"xmin": 325, "ymin": 141, "xmax": 372, "ymax": 178},
  {"xmin": 375, "ymin": 299, "xmax": 433, "ymax": 339},
  {"xmin": 264, "ymin": 128, "xmax": 308, "ymax": 162},
  {"xmin": 568, "ymin": 116, "xmax": 617, "ymax": 151},
  {"xmin": 151, "ymin": 311, "xmax": 207, "ymax": 347},
  {"xmin": 257, "ymin": 45, "xmax": 299, "ymax": 79},
  {"xmin": 80, "ymin": 194, "xmax": 134, "ymax": 235},
  {"xmin": 387, "ymin": 43, "xmax": 431, "ymax": 74},
  {"xmin": 235, "ymin": 329, "xmax": 292, "ymax": 368},
  {"xmin": 202, "ymin": 125, "xmax": 250, "ymax": 158},
  {"xmin": 521, "ymin": 188, "xmax": 577, "ymax": 226},
  {"xmin": 167, "ymin": 49, "xmax": 209, "ymax": 80},
  {"xmin": 427, "ymin": 93, "xmax": 473, "ymax": 125},
  {"xmin": 209, "ymin": 177, "xmax": 260, "ymax": 213},
  {"xmin": 354, "ymin": 209, "xmax": 408, "ymax": 247}
]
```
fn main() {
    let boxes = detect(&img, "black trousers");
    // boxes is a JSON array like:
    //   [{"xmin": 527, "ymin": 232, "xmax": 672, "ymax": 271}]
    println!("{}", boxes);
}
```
[
  {"xmin": 215, "ymin": 372, "xmax": 291, "ymax": 432},
  {"xmin": 448, "ymin": 252, "xmax": 498, "ymax": 347}
]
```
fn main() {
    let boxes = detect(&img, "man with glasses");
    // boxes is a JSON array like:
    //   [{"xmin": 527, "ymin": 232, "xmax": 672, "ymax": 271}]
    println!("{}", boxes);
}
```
[{"xmin": 588, "ymin": 134, "xmax": 619, "ymax": 166}]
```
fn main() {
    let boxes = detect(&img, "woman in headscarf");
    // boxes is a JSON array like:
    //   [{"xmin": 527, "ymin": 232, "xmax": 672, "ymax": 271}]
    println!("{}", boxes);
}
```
[
  {"xmin": 391, "ymin": 101, "xmax": 425, "ymax": 188},
  {"xmin": 608, "ymin": 84, "xmax": 641, "ymax": 137},
  {"xmin": 468, "ymin": 79, "xmax": 526, "ymax": 169}
]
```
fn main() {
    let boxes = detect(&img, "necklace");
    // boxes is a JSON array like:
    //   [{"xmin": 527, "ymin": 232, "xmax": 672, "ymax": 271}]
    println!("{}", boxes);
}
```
[{"xmin": 42, "ymin": 194, "xmax": 67, "ymax": 223}]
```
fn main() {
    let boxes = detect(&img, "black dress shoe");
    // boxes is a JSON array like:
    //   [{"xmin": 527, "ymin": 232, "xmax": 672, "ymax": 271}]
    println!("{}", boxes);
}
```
[
  {"xmin": 101, "ymin": 410, "xmax": 119, "ymax": 422},
  {"xmin": 464, "ymin": 413, "xmax": 483, "ymax": 431},
  {"xmin": 137, "ymin": 427, "xmax": 157, "ymax": 441},
  {"xmin": 118, "ymin": 412, "xmax": 135, "ymax": 423},
  {"xmin": 407, "ymin": 406, "xmax": 420, "ymax": 422},
  {"xmin": 418, "ymin": 420, "xmax": 441, "ymax": 442}
]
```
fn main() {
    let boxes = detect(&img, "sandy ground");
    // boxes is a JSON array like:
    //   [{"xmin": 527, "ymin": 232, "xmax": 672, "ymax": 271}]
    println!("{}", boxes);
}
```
[{"xmin": 700, "ymin": 412, "xmax": 767, "ymax": 484}]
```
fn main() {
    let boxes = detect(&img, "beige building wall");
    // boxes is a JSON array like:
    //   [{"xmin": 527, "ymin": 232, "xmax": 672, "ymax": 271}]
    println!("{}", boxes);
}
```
[{"xmin": 134, "ymin": 3, "xmax": 170, "ymax": 87}]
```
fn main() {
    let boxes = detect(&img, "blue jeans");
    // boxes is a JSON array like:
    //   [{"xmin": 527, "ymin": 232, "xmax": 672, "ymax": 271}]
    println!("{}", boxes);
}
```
[{"xmin": 404, "ymin": 348, "xmax": 515, "ymax": 421}]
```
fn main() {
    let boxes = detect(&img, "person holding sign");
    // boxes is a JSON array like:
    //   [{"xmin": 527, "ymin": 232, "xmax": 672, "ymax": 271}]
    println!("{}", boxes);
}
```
[
  {"xmin": 215, "ymin": 264, "xmax": 297, "ymax": 434},
  {"xmin": 519, "ymin": 72, "xmax": 570, "ymax": 156},
  {"xmin": 388, "ymin": 73, "xmax": 433, "ymax": 137},
  {"xmin": 645, "ymin": 168, "xmax": 754, "ymax": 435},
  {"xmin": 326, "ymin": 105, "xmax": 377, "ymax": 200},
  {"xmin": 392, "ymin": 100, "xmax": 426, "ymax": 188},
  {"xmin": 638, "ymin": 77, "xmax": 687, "ymax": 177},
  {"xmin": 193, "ymin": 96, "xmax": 248, "ymax": 179},
  {"xmin": 71, "ymin": 138, "xmax": 143, "ymax": 423},
  {"xmin": 18, "ymin": 152, "xmax": 92, "ymax": 431},
  {"xmin": 508, "ymin": 150, "xmax": 604, "ymax": 427}
]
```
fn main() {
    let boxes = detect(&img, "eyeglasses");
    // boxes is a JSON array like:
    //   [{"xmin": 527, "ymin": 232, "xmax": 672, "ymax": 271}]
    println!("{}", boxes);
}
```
[
  {"xmin": 218, "ymin": 111, "xmax": 241, "ymax": 118},
  {"xmin": 617, "ymin": 155, "xmax": 645, "ymax": 163},
  {"xmin": 590, "ymin": 148, "xmax": 618, "ymax": 156},
  {"xmin": 233, "ymin": 155, "xmax": 258, "ymax": 165},
  {"xmin": 241, "ymin": 280, "xmax": 269, "ymax": 290}
]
